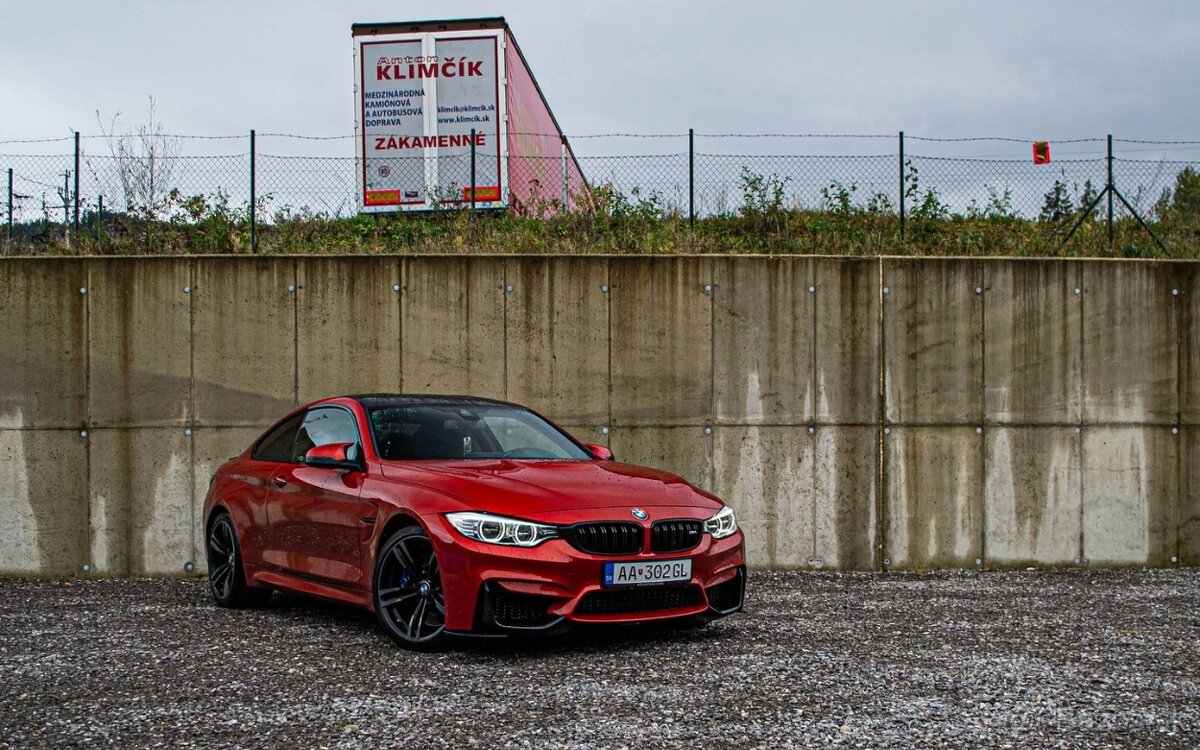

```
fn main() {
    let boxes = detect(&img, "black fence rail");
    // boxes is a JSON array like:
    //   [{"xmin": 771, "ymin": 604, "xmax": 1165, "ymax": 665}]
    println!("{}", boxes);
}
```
[{"xmin": 3, "ymin": 131, "xmax": 1199, "ymax": 253}]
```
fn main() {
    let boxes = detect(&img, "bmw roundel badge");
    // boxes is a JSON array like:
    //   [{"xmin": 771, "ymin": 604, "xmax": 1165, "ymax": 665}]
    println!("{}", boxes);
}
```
[{"xmin": 631, "ymin": 508, "xmax": 648, "ymax": 520}]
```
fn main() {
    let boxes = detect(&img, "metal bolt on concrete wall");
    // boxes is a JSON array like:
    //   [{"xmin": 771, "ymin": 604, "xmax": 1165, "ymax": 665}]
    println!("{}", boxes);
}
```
[
  {"xmin": 79, "ymin": 430, "xmax": 88, "ymax": 438},
  {"xmin": 600, "ymin": 284, "xmax": 609, "ymax": 293},
  {"xmin": 1172, "ymin": 288, "xmax": 1179, "ymax": 296},
  {"xmin": 1075, "ymin": 287, "xmax": 1082, "ymax": 295},
  {"xmin": 392, "ymin": 284, "xmax": 400, "ymax": 292},
  {"xmin": 505, "ymin": 284, "xmax": 514, "ymax": 293},
  {"xmin": 882, "ymin": 286, "xmax": 890, "ymax": 295},
  {"xmin": 184, "ymin": 428, "xmax": 192, "ymax": 437},
  {"xmin": 807, "ymin": 285, "xmax": 816, "ymax": 293},
  {"xmin": 702, "ymin": 283, "xmax": 713, "ymax": 295},
  {"xmin": 183, "ymin": 562, "xmax": 195, "ymax": 573},
  {"xmin": 287, "ymin": 284, "xmax": 295, "ymax": 292},
  {"xmin": 883, "ymin": 427, "xmax": 891, "ymax": 435},
  {"xmin": 1172, "ymin": 427, "xmax": 1179, "ymax": 435},
  {"xmin": 974, "ymin": 286, "xmax": 983, "ymax": 294},
  {"xmin": 703, "ymin": 426, "xmax": 713, "ymax": 436},
  {"xmin": 79, "ymin": 286, "xmax": 87, "ymax": 294},
  {"xmin": 81, "ymin": 563, "xmax": 91, "ymax": 573},
  {"xmin": 807, "ymin": 426, "xmax": 815, "ymax": 435},
  {"xmin": 976, "ymin": 426, "xmax": 983, "ymax": 434},
  {"xmin": 183, "ymin": 286, "xmax": 191, "ymax": 294},
  {"xmin": 600, "ymin": 427, "xmax": 609, "ymax": 435}
]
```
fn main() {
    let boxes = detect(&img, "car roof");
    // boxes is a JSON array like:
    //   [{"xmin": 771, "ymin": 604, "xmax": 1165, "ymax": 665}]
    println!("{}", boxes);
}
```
[{"xmin": 348, "ymin": 394, "xmax": 521, "ymax": 409}]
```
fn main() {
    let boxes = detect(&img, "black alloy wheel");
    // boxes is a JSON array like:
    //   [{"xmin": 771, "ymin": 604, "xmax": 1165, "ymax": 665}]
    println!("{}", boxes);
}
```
[
  {"xmin": 374, "ymin": 526, "xmax": 447, "ymax": 649},
  {"xmin": 206, "ymin": 512, "xmax": 271, "ymax": 608}
]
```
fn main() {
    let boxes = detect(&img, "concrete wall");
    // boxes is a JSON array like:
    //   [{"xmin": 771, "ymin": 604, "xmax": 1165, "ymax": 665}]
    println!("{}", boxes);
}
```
[{"xmin": 0, "ymin": 255, "xmax": 1195, "ymax": 575}]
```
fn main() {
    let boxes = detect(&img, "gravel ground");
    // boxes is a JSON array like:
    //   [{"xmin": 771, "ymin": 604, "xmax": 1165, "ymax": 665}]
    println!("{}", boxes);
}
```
[{"xmin": 1, "ymin": 570, "xmax": 1198, "ymax": 749}]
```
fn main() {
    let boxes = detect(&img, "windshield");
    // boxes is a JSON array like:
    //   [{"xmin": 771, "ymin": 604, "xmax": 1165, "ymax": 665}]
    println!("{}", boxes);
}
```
[{"xmin": 369, "ymin": 403, "xmax": 591, "ymax": 461}]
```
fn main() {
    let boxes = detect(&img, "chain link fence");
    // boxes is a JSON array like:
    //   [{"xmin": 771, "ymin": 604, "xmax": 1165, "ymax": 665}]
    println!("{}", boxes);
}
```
[{"xmin": 3, "ymin": 132, "xmax": 1199, "ymax": 250}]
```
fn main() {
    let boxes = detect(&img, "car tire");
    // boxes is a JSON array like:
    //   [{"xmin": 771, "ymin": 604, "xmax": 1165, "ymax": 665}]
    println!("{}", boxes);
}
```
[
  {"xmin": 206, "ymin": 512, "xmax": 272, "ymax": 609},
  {"xmin": 373, "ymin": 525, "xmax": 447, "ymax": 650}
]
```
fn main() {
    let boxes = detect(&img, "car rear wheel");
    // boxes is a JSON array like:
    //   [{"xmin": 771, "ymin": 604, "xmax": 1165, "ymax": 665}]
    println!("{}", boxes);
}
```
[
  {"xmin": 206, "ymin": 512, "xmax": 271, "ymax": 608},
  {"xmin": 374, "ymin": 526, "xmax": 447, "ymax": 649}
]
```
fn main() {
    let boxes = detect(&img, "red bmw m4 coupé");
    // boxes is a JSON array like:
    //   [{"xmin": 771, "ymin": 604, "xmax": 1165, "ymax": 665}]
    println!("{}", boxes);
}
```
[{"xmin": 203, "ymin": 395, "xmax": 746, "ymax": 649}]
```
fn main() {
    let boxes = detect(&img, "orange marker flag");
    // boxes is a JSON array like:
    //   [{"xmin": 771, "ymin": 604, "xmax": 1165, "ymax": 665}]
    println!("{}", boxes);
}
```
[{"xmin": 1032, "ymin": 141, "xmax": 1051, "ymax": 164}]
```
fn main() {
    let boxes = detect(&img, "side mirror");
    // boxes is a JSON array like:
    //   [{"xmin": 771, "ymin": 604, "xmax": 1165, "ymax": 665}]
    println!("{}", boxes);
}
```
[
  {"xmin": 584, "ymin": 443, "xmax": 614, "ymax": 461},
  {"xmin": 304, "ymin": 442, "xmax": 363, "ymax": 472}
]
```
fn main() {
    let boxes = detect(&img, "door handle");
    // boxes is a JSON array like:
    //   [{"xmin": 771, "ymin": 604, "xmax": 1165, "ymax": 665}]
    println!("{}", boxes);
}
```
[{"xmin": 273, "ymin": 475, "xmax": 287, "ymax": 487}]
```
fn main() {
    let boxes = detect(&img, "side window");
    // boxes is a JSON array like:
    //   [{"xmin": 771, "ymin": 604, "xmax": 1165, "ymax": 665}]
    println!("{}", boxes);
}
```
[
  {"xmin": 291, "ymin": 408, "xmax": 360, "ymax": 461},
  {"xmin": 253, "ymin": 413, "xmax": 305, "ymax": 462}
]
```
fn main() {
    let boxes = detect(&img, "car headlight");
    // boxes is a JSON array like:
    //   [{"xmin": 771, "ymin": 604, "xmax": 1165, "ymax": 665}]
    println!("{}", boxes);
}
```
[
  {"xmin": 704, "ymin": 506, "xmax": 738, "ymax": 539},
  {"xmin": 445, "ymin": 512, "xmax": 558, "ymax": 547}
]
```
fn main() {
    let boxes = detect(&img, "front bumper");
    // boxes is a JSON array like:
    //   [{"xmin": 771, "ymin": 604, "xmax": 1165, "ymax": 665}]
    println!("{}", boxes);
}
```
[
  {"xmin": 425, "ymin": 512, "xmax": 746, "ymax": 634},
  {"xmin": 473, "ymin": 565, "xmax": 746, "ymax": 634}
]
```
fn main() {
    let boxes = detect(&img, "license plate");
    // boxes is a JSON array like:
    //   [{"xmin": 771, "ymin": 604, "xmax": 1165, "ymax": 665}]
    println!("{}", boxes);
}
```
[{"xmin": 603, "ymin": 559, "xmax": 692, "ymax": 587}]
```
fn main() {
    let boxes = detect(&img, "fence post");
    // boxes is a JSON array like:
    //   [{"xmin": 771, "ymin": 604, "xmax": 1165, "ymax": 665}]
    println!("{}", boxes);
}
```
[
  {"xmin": 1106, "ymin": 134, "xmax": 1114, "ymax": 254},
  {"xmin": 689, "ymin": 127, "xmax": 695, "ymax": 231},
  {"xmin": 898, "ymin": 130, "xmax": 905, "ymax": 243},
  {"xmin": 560, "ymin": 136, "xmax": 569, "ymax": 211},
  {"xmin": 470, "ymin": 128, "xmax": 477, "ymax": 216},
  {"xmin": 73, "ymin": 131, "xmax": 80, "ymax": 232},
  {"xmin": 97, "ymin": 195, "xmax": 104, "ymax": 240},
  {"xmin": 6, "ymin": 168, "xmax": 12, "ymax": 240},
  {"xmin": 249, "ymin": 129, "xmax": 257, "ymax": 254}
]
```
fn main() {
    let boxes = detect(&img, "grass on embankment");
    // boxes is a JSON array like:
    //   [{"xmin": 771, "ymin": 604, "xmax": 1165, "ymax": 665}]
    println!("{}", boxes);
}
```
[
  {"xmin": 5, "ymin": 209, "xmax": 1195, "ymax": 258},
  {"xmin": 4, "ymin": 174, "xmax": 1198, "ymax": 258}
]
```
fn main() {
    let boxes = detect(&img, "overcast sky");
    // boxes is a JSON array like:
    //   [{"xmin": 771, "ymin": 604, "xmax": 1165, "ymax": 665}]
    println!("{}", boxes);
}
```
[{"xmin": 2, "ymin": 1, "xmax": 1197, "ymax": 155}]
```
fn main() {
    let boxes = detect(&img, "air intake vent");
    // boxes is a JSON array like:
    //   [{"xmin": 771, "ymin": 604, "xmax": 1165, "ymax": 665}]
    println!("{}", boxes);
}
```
[
  {"xmin": 704, "ymin": 569, "xmax": 745, "ymax": 613},
  {"xmin": 651, "ymin": 519, "xmax": 703, "ymax": 553},
  {"xmin": 491, "ymin": 590, "xmax": 554, "ymax": 627},
  {"xmin": 562, "ymin": 522, "xmax": 643, "ymax": 555},
  {"xmin": 576, "ymin": 586, "xmax": 701, "ymax": 615}
]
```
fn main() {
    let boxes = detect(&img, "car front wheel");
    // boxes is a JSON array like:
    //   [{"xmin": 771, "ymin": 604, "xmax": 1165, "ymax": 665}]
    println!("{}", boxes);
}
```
[{"xmin": 373, "ymin": 525, "xmax": 447, "ymax": 649}]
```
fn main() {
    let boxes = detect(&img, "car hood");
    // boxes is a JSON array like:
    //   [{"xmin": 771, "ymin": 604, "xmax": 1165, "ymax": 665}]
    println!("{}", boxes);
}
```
[{"xmin": 378, "ymin": 459, "xmax": 721, "ymax": 520}]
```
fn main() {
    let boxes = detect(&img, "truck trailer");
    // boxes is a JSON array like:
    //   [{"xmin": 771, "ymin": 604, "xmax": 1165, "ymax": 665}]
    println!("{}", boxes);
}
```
[{"xmin": 353, "ymin": 17, "xmax": 587, "ymax": 214}]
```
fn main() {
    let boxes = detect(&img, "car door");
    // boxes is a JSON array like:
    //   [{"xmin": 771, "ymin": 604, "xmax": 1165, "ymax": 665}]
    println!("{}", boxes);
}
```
[
  {"xmin": 264, "ymin": 406, "xmax": 366, "ymax": 586},
  {"xmin": 240, "ymin": 411, "xmax": 307, "ymax": 568}
]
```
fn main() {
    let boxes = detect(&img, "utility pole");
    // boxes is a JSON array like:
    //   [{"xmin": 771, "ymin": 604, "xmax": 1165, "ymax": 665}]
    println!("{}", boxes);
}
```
[
  {"xmin": 61, "ymin": 171, "xmax": 70, "ymax": 240},
  {"xmin": 73, "ymin": 131, "xmax": 81, "ymax": 232},
  {"xmin": 249, "ymin": 129, "xmax": 257, "ymax": 254},
  {"xmin": 898, "ymin": 131, "xmax": 906, "ymax": 243},
  {"xmin": 1106, "ymin": 134, "xmax": 1114, "ymax": 253},
  {"xmin": 470, "ymin": 127, "xmax": 477, "ymax": 217},
  {"xmin": 688, "ymin": 128, "xmax": 695, "ymax": 232},
  {"xmin": 1060, "ymin": 134, "xmax": 1169, "ymax": 256}
]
